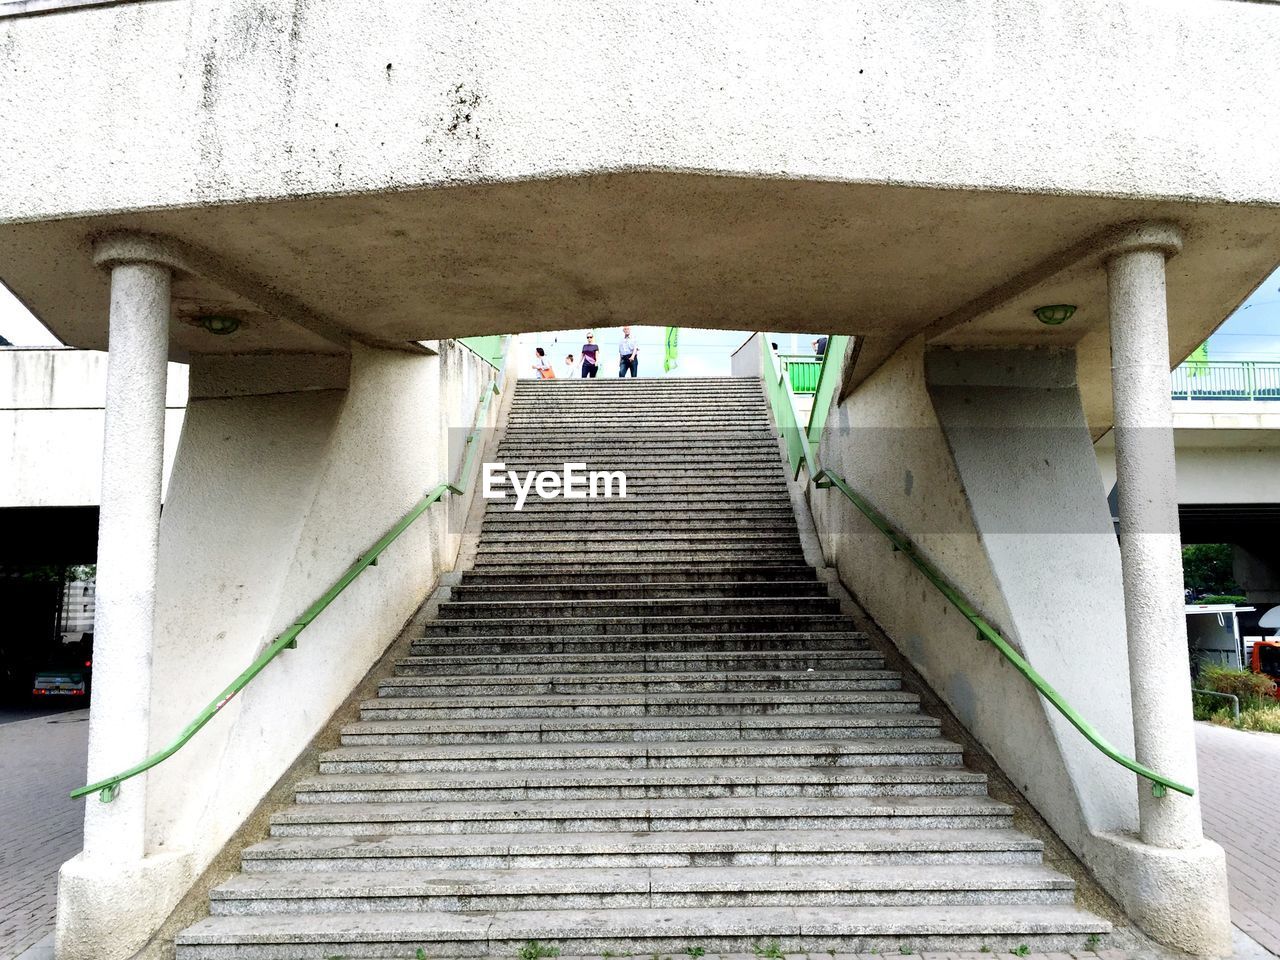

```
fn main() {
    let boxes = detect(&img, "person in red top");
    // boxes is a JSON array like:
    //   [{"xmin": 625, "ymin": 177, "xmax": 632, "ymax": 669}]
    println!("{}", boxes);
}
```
[{"xmin": 580, "ymin": 332, "xmax": 600, "ymax": 378}]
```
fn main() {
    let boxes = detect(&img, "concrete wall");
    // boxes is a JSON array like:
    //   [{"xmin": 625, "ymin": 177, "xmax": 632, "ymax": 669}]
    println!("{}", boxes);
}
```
[
  {"xmin": 0, "ymin": 348, "xmax": 186, "ymax": 506},
  {"xmin": 55, "ymin": 339, "xmax": 499, "ymax": 959},
  {"xmin": 809, "ymin": 339, "xmax": 1137, "ymax": 847},
  {"xmin": 807, "ymin": 338, "xmax": 1227, "ymax": 953},
  {"xmin": 2, "ymin": 0, "xmax": 1279, "ymax": 221},
  {"xmin": 730, "ymin": 334, "xmax": 764, "ymax": 379},
  {"xmin": 1095, "ymin": 402, "xmax": 1280, "ymax": 505}
]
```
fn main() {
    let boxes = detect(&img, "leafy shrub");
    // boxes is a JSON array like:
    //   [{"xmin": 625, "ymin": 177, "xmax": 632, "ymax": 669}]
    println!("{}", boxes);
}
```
[
  {"xmin": 1198, "ymin": 664, "xmax": 1277, "ymax": 711},
  {"xmin": 1238, "ymin": 707, "xmax": 1280, "ymax": 734},
  {"xmin": 1194, "ymin": 594, "xmax": 1248, "ymax": 605}
]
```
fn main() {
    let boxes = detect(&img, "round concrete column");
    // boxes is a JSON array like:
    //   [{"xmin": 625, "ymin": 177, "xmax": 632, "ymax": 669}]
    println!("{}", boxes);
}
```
[
  {"xmin": 1105, "ymin": 223, "xmax": 1203, "ymax": 849},
  {"xmin": 81, "ymin": 238, "xmax": 175, "ymax": 860}
]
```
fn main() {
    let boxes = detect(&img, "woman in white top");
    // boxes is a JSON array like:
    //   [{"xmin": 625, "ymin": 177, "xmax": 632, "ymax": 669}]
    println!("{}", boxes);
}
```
[{"xmin": 532, "ymin": 347, "xmax": 555, "ymax": 379}]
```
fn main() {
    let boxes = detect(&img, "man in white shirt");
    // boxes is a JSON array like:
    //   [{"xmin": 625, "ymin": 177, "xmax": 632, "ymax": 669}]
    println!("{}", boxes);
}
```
[{"xmin": 618, "ymin": 326, "xmax": 639, "ymax": 378}]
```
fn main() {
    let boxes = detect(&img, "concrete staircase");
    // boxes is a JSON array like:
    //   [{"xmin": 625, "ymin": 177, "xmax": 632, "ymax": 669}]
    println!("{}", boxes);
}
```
[{"xmin": 176, "ymin": 377, "xmax": 1109, "ymax": 959}]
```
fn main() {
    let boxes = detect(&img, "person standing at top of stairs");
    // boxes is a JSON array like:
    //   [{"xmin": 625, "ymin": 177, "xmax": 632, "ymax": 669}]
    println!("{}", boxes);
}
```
[
  {"xmin": 619, "ymin": 325, "xmax": 639, "ymax": 377},
  {"xmin": 580, "ymin": 332, "xmax": 599, "ymax": 377}
]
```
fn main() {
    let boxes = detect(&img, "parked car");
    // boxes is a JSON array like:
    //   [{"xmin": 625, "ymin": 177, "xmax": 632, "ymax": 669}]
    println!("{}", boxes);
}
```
[{"xmin": 32, "ymin": 668, "xmax": 88, "ymax": 699}]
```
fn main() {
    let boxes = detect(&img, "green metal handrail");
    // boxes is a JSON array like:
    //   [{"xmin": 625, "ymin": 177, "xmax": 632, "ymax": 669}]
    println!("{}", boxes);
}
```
[
  {"xmin": 72, "ymin": 341, "xmax": 509, "ymax": 803},
  {"xmin": 761, "ymin": 336, "xmax": 1194, "ymax": 799}
]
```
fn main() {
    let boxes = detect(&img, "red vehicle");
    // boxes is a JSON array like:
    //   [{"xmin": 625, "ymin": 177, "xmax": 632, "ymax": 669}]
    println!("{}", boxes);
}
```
[{"xmin": 1252, "ymin": 640, "xmax": 1280, "ymax": 699}]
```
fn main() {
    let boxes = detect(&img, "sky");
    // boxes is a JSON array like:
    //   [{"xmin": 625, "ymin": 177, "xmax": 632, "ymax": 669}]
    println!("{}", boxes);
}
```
[{"xmin": 4, "ymin": 266, "xmax": 1278, "ymax": 366}]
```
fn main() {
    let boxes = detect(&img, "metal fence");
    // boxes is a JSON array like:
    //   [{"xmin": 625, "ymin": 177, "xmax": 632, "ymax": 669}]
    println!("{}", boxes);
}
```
[
  {"xmin": 777, "ymin": 353, "xmax": 822, "ymax": 394},
  {"xmin": 1171, "ymin": 361, "xmax": 1280, "ymax": 401}
]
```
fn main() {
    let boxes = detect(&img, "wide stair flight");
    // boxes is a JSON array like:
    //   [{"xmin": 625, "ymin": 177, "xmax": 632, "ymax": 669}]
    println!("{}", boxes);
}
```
[{"xmin": 177, "ymin": 376, "xmax": 1109, "ymax": 958}]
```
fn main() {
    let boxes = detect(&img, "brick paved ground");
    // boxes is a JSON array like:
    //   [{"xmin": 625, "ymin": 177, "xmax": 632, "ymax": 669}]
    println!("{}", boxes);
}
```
[
  {"xmin": 0, "ymin": 709, "xmax": 87, "ymax": 960},
  {"xmin": 1196, "ymin": 721, "xmax": 1280, "ymax": 956}
]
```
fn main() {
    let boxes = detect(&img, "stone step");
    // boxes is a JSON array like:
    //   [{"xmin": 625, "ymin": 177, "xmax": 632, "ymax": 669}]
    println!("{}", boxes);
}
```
[
  {"xmin": 458, "ymin": 564, "xmax": 816, "ymax": 584},
  {"xmin": 239, "ymin": 827, "xmax": 1046, "ymax": 873},
  {"xmin": 474, "ymin": 533, "xmax": 803, "ymax": 552},
  {"xmin": 478, "ymin": 529, "xmax": 798, "ymax": 545},
  {"xmin": 477, "ymin": 510, "xmax": 798, "ymax": 526},
  {"xmin": 361, "ymin": 689, "xmax": 917, "ymax": 720},
  {"xmin": 338, "ymin": 712, "xmax": 940, "ymax": 746},
  {"xmin": 447, "ymin": 580, "xmax": 827, "ymax": 601},
  {"xmin": 315, "ymin": 737, "xmax": 965, "ymax": 774},
  {"xmin": 496, "ymin": 434, "xmax": 775, "ymax": 446},
  {"xmin": 437, "ymin": 597, "xmax": 838, "ymax": 620},
  {"xmin": 377, "ymin": 669, "xmax": 904, "ymax": 698},
  {"xmin": 473, "ymin": 548, "xmax": 806, "ymax": 564},
  {"xmin": 417, "ymin": 614, "xmax": 849, "ymax": 638},
  {"xmin": 491, "ymin": 453, "xmax": 778, "ymax": 463},
  {"xmin": 481, "ymin": 463, "xmax": 787, "ymax": 476},
  {"xmin": 176, "ymin": 904, "xmax": 1108, "ymax": 958},
  {"xmin": 291, "ymin": 765, "xmax": 988, "ymax": 804},
  {"xmin": 407, "ymin": 631, "xmax": 868, "ymax": 656},
  {"xmin": 391, "ymin": 647, "xmax": 876, "ymax": 675},
  {"xmin": 481, "ymin": 497, "xmax": 794, "ymax": 514},
  {"xmin": 208, "ymin": 862, "xmax": 1074, "ymax": 916},
  {"xmin": 268, "ymin": 795, "xmax": 1015, "ymax": 837}
]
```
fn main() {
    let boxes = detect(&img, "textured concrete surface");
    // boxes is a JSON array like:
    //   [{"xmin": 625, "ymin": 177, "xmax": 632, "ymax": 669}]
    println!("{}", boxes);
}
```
[
  {"xmin": 0, "ymin": 348, "xmax": 186, "ymax": 509},
  {"xmin": 1195, "ymin": 723, "xmax": 1280, "ymax": 957},
  {"xmin": 1, "ymin": 2, "xmax": 1279, "ymax": 397},
  {"xmin": 0, "ymin": 710, "xmax": 87, "ymax": 960}
]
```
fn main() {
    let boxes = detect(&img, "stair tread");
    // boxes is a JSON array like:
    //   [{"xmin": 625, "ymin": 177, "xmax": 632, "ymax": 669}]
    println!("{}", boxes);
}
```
[
  {"xmin": 271, "ymin": 795, "xmax": 1013, "ymax": 824},
  {"xmin": 342, "ymin": 714, "xmax": 936, "ymax": 735},
  {"xmin": 243, "ymin": 827, "xmax": 1045, "ymax": 861},
  {"xmin": 178, "ymin": 903, "xmax": 1109, "ymax": 944},
  {"xmin": 297, "ymin": 765, "xmax": 986, "ymax": 792},
  {"xmin": 211, "ymin": 862, "xmax": 1073, "ymax": 899},
  {"xmin": 363, "ymin": 691, "xmax": 917, "ymax": 709},
  {"xmin": 384, "ymin": 670, "xmax": 898, "ymax": 685},
  {"xmin": 320, "ymin": 737, "xmax": 962, "ymax": 761}
]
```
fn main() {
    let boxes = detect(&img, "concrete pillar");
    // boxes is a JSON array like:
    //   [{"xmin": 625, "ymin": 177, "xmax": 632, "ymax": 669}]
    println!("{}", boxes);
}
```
[
  {"xmin": 81, "ymin": 240, "xmax": 173, "ymax": 859},
  {"xmin": 57, "ymin": 235, "xmax": 196, "ymax": 960},
  {"xmin": 1105, "ymin": 223, "xmax": 1203, "ymax": 849}
]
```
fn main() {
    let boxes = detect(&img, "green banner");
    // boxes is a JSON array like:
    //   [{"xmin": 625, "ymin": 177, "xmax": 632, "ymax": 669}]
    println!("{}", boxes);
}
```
[{"xmin": 663, "ymin": 327, "xmax": 679, "ymax": 372}]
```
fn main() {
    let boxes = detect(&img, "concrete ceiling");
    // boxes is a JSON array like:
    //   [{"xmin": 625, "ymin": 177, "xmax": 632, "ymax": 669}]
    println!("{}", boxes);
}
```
[{"xmin": 1, "ymin": 172, "xmax": 1277, "ymax": 390}]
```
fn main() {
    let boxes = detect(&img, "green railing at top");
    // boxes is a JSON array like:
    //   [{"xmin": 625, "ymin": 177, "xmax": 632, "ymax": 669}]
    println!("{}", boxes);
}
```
[
  {"xmin": 776, "ymin": 353, "xmax": 822, "ymax": 394},
  {"xmin": 72, "ymin": 340, "xmax": 509, "ymax": 803},
  {"xmin": 761, "ymin": 335, "xmax": 1194, "ymax": 800}
]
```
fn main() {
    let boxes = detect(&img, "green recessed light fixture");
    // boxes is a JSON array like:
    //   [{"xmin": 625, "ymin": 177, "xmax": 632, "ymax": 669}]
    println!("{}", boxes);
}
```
[
  {"xmin": 194, "ymin": 315, "xmax": 241, "ymax": 336},
  {"xmin": 1034, "ymin": 304, "xmax": 1077, "ymax": 326}
]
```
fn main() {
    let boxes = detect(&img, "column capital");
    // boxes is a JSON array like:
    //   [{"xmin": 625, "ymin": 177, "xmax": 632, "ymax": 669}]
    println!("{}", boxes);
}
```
[
  {"xmin": 1101, "ymin": 221, "xmax": 1184, "ymax": 264},
  {"xmin": 91, "ymin": 231, "xmax": 189, "ymax": 274}
]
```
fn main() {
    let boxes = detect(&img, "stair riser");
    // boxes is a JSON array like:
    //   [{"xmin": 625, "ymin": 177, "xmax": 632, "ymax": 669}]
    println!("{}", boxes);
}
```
[
  {"xmin": 241, "ymin": 848, "xmax": 1045, "ymax": 873},
  {"xmin": 448, "ymin": 579, "xmax": 819, "ymax": 595},
  {"xmin": 479, "ymin": 528, "xmax": 795, "ymax": 540},
  {"xmin": 392, "ymin": 653, "xmax": 880, "ymax": 674},
  {"xmin": 473, "ymin": 551, "xmax": 805, "ymax": 564},
  {"xmin": 476, "ymin": 532, "xmax": 797, "ymax": 544},
  {"xmin": 418, "ymin": 619, "xmax": 850, "ymax": 637},
  {"xmin": 376, "ymin": 677, "xmax": 904, "ymax": 696},
  {"xmin": 317, "ymin": 752, "xmax": 964, "ymax": 773},
  {"xmin": 338, "ymin": 725, "xmax": 942, "ymax": 746},
  {"xmin": 293, "ymin": 782, "xmax": 990, "ymax": 803},
  {"xmin": 459, "ymin": 567, "xmax": 815, "ymax": 584},
  {"xmin": 482, "ymin": 497, "xmax": 795, "ymax": 511},
  {"xmin": 177, "ymin": 933, "xmax": 1106, "ymax": 960},
  {"xmin": 209, "ymin": 888, "xmax": 1072, "ymax": 916},
  {"xmin": 437, "ymin": 600, "xmax": 840, "ymax": 619},
  {"xmin": 406, "ymin": 636, "xmax": 869, "ymax": 655},
  {"xmin": 360, "ymin": 701, "xmax": 919, "ymax": 719},
  {"xmin": 269, "ymin": 813, "xmax": 1015, "ymax": 837}
]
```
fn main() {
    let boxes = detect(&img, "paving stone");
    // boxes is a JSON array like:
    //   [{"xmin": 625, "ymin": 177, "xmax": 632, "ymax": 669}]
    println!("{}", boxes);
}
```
[{"xmin": 0, "ymin": 710, "xmax": 88, "ymax": 959}]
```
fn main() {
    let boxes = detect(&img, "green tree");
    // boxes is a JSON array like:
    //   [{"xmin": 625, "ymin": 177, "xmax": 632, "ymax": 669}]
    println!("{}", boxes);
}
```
[{"xmin": 1182, "ymin": 543, "xmax": 1242, "ymax": 596}]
